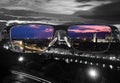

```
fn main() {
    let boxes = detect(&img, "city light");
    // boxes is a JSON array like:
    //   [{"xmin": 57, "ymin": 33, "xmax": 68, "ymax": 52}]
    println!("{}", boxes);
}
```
[
  {"xmin": 88, "ymin": 68, "xmax": 99, "ymax": 79},
  {"xmin": 103, "ymin": 64, "xmax": 106, "ymax": 68},
  {"xmin": 109, "ymin": 65, "xmax": 113, "ymax": 69},
  {"xmin": 3, "ymin": 44, "xmax": 9, "ymax": 50},
  {"xmin": 18, "ymin": 56, "xmax": 24, "ymax": 62},
  {"xmin": 65, "ymin": 58, "xmax": 69, "ymax": 63}
]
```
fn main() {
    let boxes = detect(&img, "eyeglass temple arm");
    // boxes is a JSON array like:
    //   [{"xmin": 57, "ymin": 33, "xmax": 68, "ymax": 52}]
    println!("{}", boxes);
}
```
[
  {"xmin": 48, "ymin": 37, "xmax": 57, "ymax": 47},
  {"xmin": 64, "ymin": 36, "xmax": 71, "ymax": 47}
]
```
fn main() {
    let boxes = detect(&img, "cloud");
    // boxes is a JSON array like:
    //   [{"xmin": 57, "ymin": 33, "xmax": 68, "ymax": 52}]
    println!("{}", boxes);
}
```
[
  {"xmin": 0, "ymin": 0, "xmax": 120, "ymax": 24},
  {"xmin": 38, "ymin": 0, "xmax": 111, "ymax": 15},
  {"xmin": 28, "ymin": 24, "xmax": 41, "ymax": 28},
  {"xmin": 0, "ymin": 0, "xmax": 112, "ymax": 15},
  {"xmin": 68, "ymin": 25, "xmax": 111, "ymax": 33},
  {"xmin": 43, "ymin": 28, "xmax": 54, "ymax": 32},
  {"xmin": 74, "ymin": 0, "xmax": 120, "ymax": 24},
  {"xmin": 92, "ymin": 1, "xmax": 120, "ymax": 23},
  {"xmin": 68, "ymin": 29, "xmax": 99, "ymax": 33},
  {"xmin": 93, "ymin": 1, "xmax": 120, "ymax": 16}
]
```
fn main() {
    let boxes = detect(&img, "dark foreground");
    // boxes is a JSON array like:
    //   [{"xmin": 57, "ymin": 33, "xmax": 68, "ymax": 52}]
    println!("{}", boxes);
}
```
[{"xmin": 0, "ymin": 47, "xmax": 120, "ymax": 83}]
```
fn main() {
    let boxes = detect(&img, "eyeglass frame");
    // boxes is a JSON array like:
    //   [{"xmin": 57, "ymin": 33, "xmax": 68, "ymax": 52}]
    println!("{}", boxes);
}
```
[{"xmin": 1, "ymin": 21, "xmax": 118, "ymax": 54}]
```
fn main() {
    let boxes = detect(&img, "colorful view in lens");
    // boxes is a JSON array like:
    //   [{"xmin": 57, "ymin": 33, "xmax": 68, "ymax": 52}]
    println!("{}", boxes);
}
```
[
  {"xmin": 11, "ymin": 24, "xmax": 54, "ymax": 39},
  {"xmin": 68, "ymin": 25, "xmax": 111, "ymax": 42},
  {"xmin": 68, "ymin": 25, "xmax": 111, "ymax": 33},
  {"xmin": 10, "ymin": 24, "xmax": 54, "ymax": 53},
  {"xmin": 68, "ymin": 25, "xmax": 111, "ymax": 51}
]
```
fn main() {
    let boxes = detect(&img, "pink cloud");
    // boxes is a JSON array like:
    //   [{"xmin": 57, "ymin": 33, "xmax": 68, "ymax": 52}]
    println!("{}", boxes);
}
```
[
  {"xmin": 68, "ymin": 29, "xmax": 99, "ymax": 33},
  {"xmin": 68, "ymin": 25, "xmax": 111, "ymax": 33},
  {"xmin": 44, "ymin": 28, "xmax": 54, "ymax": 32},
  {"xmin": 29, "ymin": 24, "xmax": 40, "ymax": 28},
  {"xmin": 77, "ymin": 25, "xmax": 111, "ymax": 32}
]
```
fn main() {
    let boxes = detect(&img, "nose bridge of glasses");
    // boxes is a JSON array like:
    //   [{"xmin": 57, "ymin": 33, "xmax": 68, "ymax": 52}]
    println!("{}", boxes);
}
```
[
  {"xmin": 55, "ymin": 30, "xmax": 67, "ymax": 41},
  {"xmin": 48, "ymin": 30, "xmax": 71, "ymax": 47}
]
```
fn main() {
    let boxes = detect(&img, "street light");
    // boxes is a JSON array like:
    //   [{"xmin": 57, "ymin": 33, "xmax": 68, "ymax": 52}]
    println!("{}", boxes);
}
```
[
  {"xmin": 18, "ymin": 56, "xmax": 24, "ymax": 62},
  {"xmin": 87, "ymin": 68, "xmax": 99, "ymax": 79}
]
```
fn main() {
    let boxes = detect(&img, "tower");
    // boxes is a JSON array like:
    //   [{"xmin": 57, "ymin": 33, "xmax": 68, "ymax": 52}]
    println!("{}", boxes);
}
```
[{"xmin": 93, "ymin": 33, "xmax": 97, "ymax": 43}]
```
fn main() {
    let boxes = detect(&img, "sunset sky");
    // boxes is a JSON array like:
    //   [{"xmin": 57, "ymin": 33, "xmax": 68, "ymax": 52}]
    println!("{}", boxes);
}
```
[
  {"xmin": 11, "ymin": 24, "xmax": 111, "ymax": 39},
  {"xmin": 68, "ymin": 25, "xmax": 111, "ymax": 33},
  {"xmin": 11, "ymin": 24, "xmax": 54, "ymax": 39},
  {"xmin": 68, "ymin": 25, "xmax": 111, "ymax": 38}
]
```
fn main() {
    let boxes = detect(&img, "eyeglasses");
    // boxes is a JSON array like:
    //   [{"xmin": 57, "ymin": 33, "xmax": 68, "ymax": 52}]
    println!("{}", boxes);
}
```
[{"xmin": 2, "ymin": 22, "xmax": 115, "ymax": 53}]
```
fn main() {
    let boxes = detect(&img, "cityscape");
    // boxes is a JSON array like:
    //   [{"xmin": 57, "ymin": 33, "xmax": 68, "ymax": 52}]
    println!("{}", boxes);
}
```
[{"xmin": 0, "ymin": 0, "xmax": 120, "ymax": 83}]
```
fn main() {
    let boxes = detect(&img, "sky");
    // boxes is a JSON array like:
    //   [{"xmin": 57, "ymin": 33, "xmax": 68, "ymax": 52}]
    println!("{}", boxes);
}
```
[
  {"xmin": 68, "ymin": 25, "xmax": 111, "ymax": 38},
  {"xmin": 11, "ymin": 24, "xmax": 54, "ymax": 39},
  {"xmin": 0, "ymin": 0, "xmax": 115, "ymax": 14},
  {"xmin": 0, "ymin": 0, "xmax": 120, "ymax": 24},
  {"xmin": 68, "ymin": 25, "xmax": 111, "ymax": 33},
  {"xmin": 11, "ymin": 24, "xmax": 111, "ymax": 39}
]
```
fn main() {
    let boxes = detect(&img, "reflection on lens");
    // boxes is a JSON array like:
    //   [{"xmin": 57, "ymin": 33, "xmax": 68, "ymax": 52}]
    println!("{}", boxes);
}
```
[
  {"xmin": 10, "ymin": 24, "xmax": 54, "ymax": 53},
  {"xmin": 68, "ymin": 25, "xmax": 111, "ymax": 52}
]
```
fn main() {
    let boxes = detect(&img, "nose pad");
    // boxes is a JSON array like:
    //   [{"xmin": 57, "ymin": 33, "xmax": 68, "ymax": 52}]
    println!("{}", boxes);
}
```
[{"xmin": 48, "ymin": 30, "xmax": 71, "ymax": 47}]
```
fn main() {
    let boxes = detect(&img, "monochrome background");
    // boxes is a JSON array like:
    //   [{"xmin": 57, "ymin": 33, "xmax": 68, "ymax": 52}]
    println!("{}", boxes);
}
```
[{"xmin": 0, "ymin": 0, "xmax": 120, "ymax": 24}]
